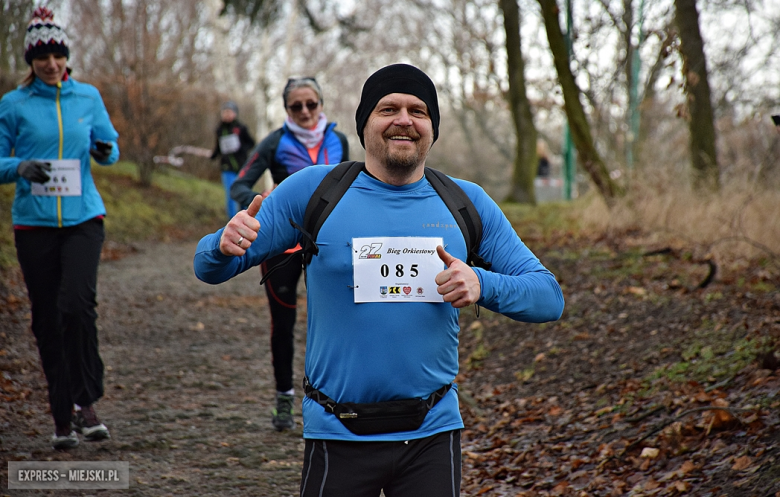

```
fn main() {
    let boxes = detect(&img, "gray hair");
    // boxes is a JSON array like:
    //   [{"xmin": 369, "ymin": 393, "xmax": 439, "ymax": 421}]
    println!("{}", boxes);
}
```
[{"xmin": 282, "ymin": 77, "xmax": 323, "ymax": 107}]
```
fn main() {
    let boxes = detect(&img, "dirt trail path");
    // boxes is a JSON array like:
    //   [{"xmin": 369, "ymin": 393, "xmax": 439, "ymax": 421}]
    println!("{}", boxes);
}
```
[
  {"xmin": 2, "ymin": 240, "xmax": 306, "ymax": 496},
  {"xmin": 3, "ymin": 233, "xmax": 779, "ymax": 496}
]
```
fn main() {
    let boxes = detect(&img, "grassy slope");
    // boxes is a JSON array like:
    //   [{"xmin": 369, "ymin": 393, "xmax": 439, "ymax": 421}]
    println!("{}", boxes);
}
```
[{"xmin": 0, "ymin": 162, "xmax": 226, "ymax": 270}]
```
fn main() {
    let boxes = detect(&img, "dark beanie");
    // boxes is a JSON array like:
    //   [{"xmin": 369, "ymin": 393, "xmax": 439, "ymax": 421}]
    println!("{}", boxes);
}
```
[
  {"xmin": 355, "ymin": 64, "xmax": 440, "ymax": 148},
  {"xmin": 221, "ymin": 101, "xmax": 239, "ymax": 115}
]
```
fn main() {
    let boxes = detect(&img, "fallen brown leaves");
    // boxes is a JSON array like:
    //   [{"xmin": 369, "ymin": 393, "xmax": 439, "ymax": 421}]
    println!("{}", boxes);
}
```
[
  {"xmin": 460, "ymin": 372, "xmax": 779, "ymax": 496},
  {"xmin": 458, "ymin": 230, "xmax": 779, "ymax": 496}
]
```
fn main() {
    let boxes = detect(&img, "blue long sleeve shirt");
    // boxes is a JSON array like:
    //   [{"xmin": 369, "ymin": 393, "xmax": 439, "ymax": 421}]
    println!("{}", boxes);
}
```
[{"xmin": 194, "ymin": 165, "xmax": 564, "ymax": 441}]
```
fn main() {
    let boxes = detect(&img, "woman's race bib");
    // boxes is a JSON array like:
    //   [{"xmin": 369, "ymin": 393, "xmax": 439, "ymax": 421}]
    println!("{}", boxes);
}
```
[{"xmin": 30, "ymin": 159, "xmax": 81, "ymax": 197}]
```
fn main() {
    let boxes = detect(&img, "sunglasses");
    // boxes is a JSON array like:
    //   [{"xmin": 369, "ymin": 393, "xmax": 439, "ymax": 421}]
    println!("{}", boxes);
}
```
[{"xmin": 288, "ymin": 101, "xmax": 320, "ymax": 113}]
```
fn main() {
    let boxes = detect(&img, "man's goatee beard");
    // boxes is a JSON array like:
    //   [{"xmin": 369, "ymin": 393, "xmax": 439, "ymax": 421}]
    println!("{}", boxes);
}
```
[{"xmin": 385, "ymin": 153, "xmax": 421, "ymax": 171}]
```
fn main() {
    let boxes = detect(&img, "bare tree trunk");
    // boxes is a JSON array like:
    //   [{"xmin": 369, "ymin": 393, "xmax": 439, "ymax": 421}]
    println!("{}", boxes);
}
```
[
  {"xmin": 500, "ymin": 0, "xmax": 537, "ymax": 204},
  {"xmin": 674, "ymin": 0, "xmax": 719, "ymax": 191},
  {"xmin": 622, "ymin": 0, "xmax": 639, "ymax": 165},
  {"xmin": 538, "ymin": 0, "xmax": 623, "ymax": 206},
  {"xmin": 0, "ymin": 0, "xmax": 29, "ymax": 74},
  {"xmin": 137, "ymin": 0, "xmax": 154, "ymax": 187},
  {"xmin": 638, "ymin": 23, "xmax": 675, "ymax": 156}
]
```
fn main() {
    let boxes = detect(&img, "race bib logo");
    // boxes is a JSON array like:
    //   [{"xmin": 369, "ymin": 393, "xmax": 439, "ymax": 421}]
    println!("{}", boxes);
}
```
[
  {"xmin": 403, "ymin": 287, "xmax": 412, "ymax": 295},
  {"xmin": 380, "ymin": 286, "xmax": 388, "ymax": 295},
  {"xmin": 388, "ymin": 287, "xmax": 401, "ymax": 294},
  {"xmin": 417, "ymin": 287, "xmax": 424, "ymax": 295},
  {"xmin": 359, "ymin": 242, "xmax": 383, "ymax": 259}
]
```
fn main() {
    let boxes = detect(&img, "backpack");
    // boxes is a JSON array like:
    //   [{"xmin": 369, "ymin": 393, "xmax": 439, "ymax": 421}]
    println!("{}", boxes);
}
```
[{"xmin": 261, "ymin": 161, "xmax": 491, "ymax": 284}]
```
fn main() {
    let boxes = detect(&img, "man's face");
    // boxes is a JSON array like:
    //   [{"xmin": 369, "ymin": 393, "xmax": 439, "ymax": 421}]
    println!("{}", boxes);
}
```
[{"xmin": 363, "ymin": 93, "xmax": 434, "ymax": 172}]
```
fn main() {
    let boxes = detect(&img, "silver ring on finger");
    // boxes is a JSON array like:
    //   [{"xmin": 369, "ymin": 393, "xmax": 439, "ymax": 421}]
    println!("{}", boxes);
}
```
[{"xmin": 236, "ymin": 236, "xmax": 244, "ymax": 246}]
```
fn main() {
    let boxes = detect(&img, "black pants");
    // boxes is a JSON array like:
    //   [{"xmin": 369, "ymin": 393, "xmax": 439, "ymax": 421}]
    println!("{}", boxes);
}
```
[
  {"xmin": 300, "ymin": 430, "xmax": 461, "ymax": 497},
  {"xmin": 14, "ymin": 218, "xmax": 105, "ymax": 429},
  {"xmin": 261, "ymin": 252, "xmax": 303, "ymax": 393}
]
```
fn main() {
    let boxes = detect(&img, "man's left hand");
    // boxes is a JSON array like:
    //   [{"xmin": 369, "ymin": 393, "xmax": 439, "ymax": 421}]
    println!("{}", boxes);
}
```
[{"xmin": 435, "ymin": 245, "xmax": 481, "ymax": 308}]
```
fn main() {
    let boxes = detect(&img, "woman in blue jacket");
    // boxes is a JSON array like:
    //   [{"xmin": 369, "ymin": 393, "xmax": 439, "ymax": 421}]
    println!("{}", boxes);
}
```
[
  {"xmin": 230, "ymin": 77, "xmax": 348, "ymax": 431},
  {"xmin": 0, "ymin": 7, "xmax": 119, "ymax": 450}
]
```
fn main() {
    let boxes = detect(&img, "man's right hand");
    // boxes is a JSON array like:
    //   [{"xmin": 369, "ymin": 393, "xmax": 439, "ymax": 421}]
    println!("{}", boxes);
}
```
[
  {"xmin": 17, "ymin": 160, "xmax": 52, "ymax": 183},
  {"xmin": 219, "ymin": 193, "xmax": 265, "ymax": 256}
]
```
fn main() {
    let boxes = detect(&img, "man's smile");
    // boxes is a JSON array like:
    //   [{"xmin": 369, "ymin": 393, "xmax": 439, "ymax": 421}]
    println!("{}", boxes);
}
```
[{"xmin": 384, "ymin": 126, "xmax": 420, "ymax": 142}]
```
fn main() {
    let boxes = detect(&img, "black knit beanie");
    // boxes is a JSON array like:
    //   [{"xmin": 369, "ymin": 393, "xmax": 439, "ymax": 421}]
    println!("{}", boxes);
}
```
[
  {"xmin": 24, "ymin": 7, "xmax": 70, "ymax": 65},
  {"xmin": 355, "ymin": 64, "xmax": 440, "ymax": 148}
]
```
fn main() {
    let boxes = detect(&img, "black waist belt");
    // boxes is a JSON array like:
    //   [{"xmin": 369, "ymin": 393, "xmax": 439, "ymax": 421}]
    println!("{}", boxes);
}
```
[{"xmin": 303, "ymin": 376, "xmax": 452, "ymax": 435}]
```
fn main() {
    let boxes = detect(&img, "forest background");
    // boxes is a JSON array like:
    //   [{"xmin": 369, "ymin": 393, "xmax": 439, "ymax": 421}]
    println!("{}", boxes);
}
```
[
  {"xmin": 3, "ymin": 0, "xmax": 780, "ymax": 262},
  {"xmin": 0, "ymin": 0, "xmax": 780, "ymax": 276},
  {"xmin": 2, "ymin": 1, "xmax": 780, "ymax": 495},
  {"xmin": 1, "ymin": 0, "xmax": 778, "ymax": 201}
]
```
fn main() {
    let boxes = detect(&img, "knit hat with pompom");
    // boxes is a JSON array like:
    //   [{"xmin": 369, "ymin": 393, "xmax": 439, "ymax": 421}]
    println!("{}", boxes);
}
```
[{"xmin": 24, "ymin": 7, "xmax": 70, "ymax": 65}]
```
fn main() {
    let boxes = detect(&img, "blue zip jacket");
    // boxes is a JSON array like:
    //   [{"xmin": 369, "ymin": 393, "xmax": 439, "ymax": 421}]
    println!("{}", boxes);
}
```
[
  {"xmin": 275, "ymin": 121, "xmax": 345, "ymax": 175},
  {"xmin": 231, "ymin": 121, "xmax": 348, "ymax": 208},
  {"xmin": 0, "ymin": 76, "xmax": 120, "ymax": 227}
]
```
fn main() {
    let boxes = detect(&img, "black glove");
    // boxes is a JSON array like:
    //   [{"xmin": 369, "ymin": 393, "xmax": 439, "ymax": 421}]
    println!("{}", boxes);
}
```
[
  {"xmin": 90, "ymin": 140, "xmax": 113, "ymax": 162},
  {"xmin": 17, "ymin": 160, "xmax": 52, "ymax": 183}
]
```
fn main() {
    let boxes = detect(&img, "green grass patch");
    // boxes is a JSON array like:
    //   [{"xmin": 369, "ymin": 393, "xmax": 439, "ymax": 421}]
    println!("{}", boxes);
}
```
[
  {"xmin": 646, "ymin": 332, "xmax": 772, "ymax": 387},
  {"xmin": 514, "ymin": 366, "xmax": 535, "ymax": 383},
  {"xmin": 501, "ymin": 200, "xmax": 584, "ymax": 241},
  {"xmin": 93, "ymin": 162, "xmax": 225, "ymax": 243}
]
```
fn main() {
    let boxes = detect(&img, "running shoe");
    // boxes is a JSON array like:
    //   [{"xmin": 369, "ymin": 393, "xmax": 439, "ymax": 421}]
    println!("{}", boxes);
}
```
[
  {"xmin": 51, "ymin": 430, "xmax": 79, "ymax": 450},
  {"xmin": 72, "ymin": 405, "xmax": 110, "ymax": 441},
  {"xmin": 272, "ymin": 393, "xmax": 295, "ymax": 431}
]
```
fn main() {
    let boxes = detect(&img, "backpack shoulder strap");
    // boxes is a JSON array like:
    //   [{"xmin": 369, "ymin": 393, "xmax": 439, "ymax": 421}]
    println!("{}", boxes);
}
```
[
  {"xmin": 289, "ymin": 162, "xmax": 491, "ymax": 270},
  {"xmin": 424, "ymin": 167, "xmax": 491, "ymax": 270},
  {"xmin": 295, "ymin": 160, "xmax": 363, "ymax": 264}
]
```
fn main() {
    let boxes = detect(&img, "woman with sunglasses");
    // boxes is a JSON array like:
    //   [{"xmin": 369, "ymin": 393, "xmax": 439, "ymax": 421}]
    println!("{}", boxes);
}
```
[{"xmin": 230, "ymin": 77, "xmax": 349, "ymax": 431}]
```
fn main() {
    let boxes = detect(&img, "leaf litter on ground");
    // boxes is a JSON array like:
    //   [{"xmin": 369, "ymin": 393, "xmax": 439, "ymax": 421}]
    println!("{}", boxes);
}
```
[
  {"xmin": 0, "ymin": 205, "xmax": 778, "ymax": 496},
  {"xmin": 458, "ymin": 226, "xmax": 779, "ymax": 497}
]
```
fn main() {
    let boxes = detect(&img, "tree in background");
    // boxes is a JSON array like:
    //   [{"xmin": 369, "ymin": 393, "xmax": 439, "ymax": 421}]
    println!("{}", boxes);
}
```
[
  {"xmin": 66, "ymin": 0, "xmax": 214, "ymax": 186},
  {"xmin": 0, "ymin": 0, "xmax": 36, "ymax": 78},
  {"xmin": 674, "ymin": 0, "xmax": 719, "ymax": 191},
  {"xmin": 538, "ymin": 0, "xmax": 624, "ymax": 206},
  {"xmin": 422, "ymin": 0, "xmax": 514, "ymax": 191},
  {"xmin": 4, "ymin": 0, "xmax": 774, "ymax": 197},
  {"xmin": 500, "ymin": 0, "xmax": 538, "ymax": 204},
  {"xmin": 582, "ymin": 0, "xmax": 668, "ymax": 170}
]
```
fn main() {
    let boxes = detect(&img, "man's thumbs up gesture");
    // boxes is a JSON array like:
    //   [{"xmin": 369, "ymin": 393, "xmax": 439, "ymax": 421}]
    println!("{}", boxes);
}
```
[
  {"xmin": 435, "ymin": 245, "xmax": 481, "ymax": 308},
  {"xmin": 219, "ymin": 193, "xmax": 265, "ymax": 256}
]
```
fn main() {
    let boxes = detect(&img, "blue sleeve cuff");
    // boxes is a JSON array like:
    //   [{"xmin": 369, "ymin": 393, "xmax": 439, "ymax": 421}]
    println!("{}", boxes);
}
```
[{"xmin": 473, "ymin": 266, "xmax": 487, "ymax": 304}]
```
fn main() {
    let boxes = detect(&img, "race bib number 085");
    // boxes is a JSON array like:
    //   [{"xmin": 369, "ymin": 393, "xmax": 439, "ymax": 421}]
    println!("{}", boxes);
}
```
[{"xmin": 352, "ymin": 236, "xmax": 444, "ymax": 303}]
